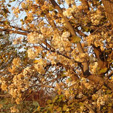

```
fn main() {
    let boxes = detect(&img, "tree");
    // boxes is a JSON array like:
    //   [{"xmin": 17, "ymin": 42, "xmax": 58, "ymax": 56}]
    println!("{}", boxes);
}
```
[{"xmin": 0, "ymin": 0, "xmax": 113, "ymax": 112}]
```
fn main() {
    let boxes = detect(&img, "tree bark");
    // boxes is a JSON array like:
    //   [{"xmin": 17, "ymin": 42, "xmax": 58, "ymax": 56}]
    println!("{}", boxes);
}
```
[{"xmin": 102, "ymin": 0, "xmax": 113, "ymax": 26}]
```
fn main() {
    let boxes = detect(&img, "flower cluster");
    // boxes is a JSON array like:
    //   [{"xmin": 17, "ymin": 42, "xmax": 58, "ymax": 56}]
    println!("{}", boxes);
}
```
[
  {"xmin": 12, "ymin": 58, "xmax": 21, "ymax": 67},
  {"xmin": 63, "ymin": 5, "xmax": 76, "ymax": 17},
  {"xmin": 27, "ymin": 48, "xmax": 39, "ymax": 59},
  {"xmin": 52, "ymin": 31, "xmax": 71, "ymax": 52},
  {"xmin": 40, "ymin": 26, "xmax": 53, "ymax": 38},
  {"xmin": 65, "ymin": 0, "xmax": 75, "ymax": 5},
  {"xmin": 34, "ymin": 58, "xmax": 47, "ymax": 74},
  {"xmin": 8, "ymin": 66, "xmax": 34, "ymax": 104},
  {"xmin": 27, "ymin": 32, "xmax": 44, "ymax": 44},
  {"xmin": 86, "ymin": 33, "xmax": 105, "ymax": 51},
  {"xmin": 91, "ymin": 10, "xmax": 104, "ymax": 25}
]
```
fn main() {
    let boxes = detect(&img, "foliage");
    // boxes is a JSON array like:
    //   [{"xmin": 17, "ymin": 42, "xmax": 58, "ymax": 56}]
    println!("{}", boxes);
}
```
[{"xmin": 0, "ymin": 0, "xmax": 113, "ymax": 112}]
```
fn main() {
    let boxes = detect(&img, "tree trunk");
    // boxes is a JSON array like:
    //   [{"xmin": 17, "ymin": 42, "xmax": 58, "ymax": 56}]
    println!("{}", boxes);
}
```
[{"xmin": 102, "ymin": 0, "xmax": 113, "ymax": 26}]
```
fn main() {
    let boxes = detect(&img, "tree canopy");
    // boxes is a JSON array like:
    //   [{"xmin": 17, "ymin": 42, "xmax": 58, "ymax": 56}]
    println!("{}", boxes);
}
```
[{"xmin": 0, "ymin": 0, "xmax": 113, "ymax": 112}]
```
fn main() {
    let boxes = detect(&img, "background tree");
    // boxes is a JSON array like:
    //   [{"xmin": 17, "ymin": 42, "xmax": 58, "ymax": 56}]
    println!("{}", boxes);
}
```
[{"xmin": 0, "ymin": 0, "xmax": 113, "ymax": 112}]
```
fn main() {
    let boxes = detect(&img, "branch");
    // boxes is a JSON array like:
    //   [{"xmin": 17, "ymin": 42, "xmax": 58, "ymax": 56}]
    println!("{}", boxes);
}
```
[
  {"xmin": 0, "ymin": 28, "xmax": 28, "ymax": 35},
  {"xmin": 0, "ymin": 94, "xmax": 11, "ymax": 97},
  {"xmin": 88, "ymin": 74, "xmax": 113, "ymax": 91},
  {"xmin": 80, "ymin": 0, "xmax": 89, "ymax": 12},
  {"xmin": 40, "ymin": 43, "xmax": 82, "ymax": 64},
  {"xmin": 74, "ymin": 75, "xmax": 113, "ymax": 103},
  {"xmin": 102, "ymin": 0, "xmax": 113, "ymax": 26},
  {"xmin": 49, "ymin": 0, "xmax": 90, "ymax": 76},
  {"xmin": 75, "ymin": 83, "xmax": 103, "ymax": 102},
  {"xmin": 0, "ymin": 20, "xmax": 33, "ymax": 33},
  {"xmin": 84, "ymin": 102, "xmax": 95, "ymax": 113}
]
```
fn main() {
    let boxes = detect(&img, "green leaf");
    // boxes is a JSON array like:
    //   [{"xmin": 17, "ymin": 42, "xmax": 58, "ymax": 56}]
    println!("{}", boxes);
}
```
[
  {"xmin": 47, "ymin": 99, "xmax": 52, "ymax": 104},
  {"xmin": 70, "ymin": 35, "xmax": 81, "ymax": 43},
  {"xmin": 106, "ymin": 90, "xmax": 112, "ymax": 94},
  {"xmin": 108, "ymin": 103, "xmax": 112, "ymax": 107},
  {"xmin": 111, "ymin": 63, "xmax": 113, "ymax": 67},
  {"xmin": 98, "ymin": 67, "xmax": 107, "ymax": 74},
  {"xmin": 4, "ymin": 21, "xmax": 10, "ymax": 25},
  {"xmin": 57, "ymin": 107, "xmax": 61, "ymax": 112},
  {"xmin": 33, "ymin": 101, "xmax": 39, "ymax": 106},
  {"xmin": 63, "ymin": 104, "xmax": 68, "ymax": 111},
  {"xmin": 68, "ymin": 77, "xmax": 72, "ymax": 81},
  {"xmin": 61, "ymin": 71, "xmax": 66, "ymax": 77},
  {"xmin": 53, "ymin": 95, "xmax": 58, "ymax": 102}
]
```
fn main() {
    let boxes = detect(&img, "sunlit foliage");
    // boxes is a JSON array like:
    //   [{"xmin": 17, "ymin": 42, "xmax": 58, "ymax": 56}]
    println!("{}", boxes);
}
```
[{"xmin": 0, "ymin": 0, "xmax": 113, "ymax": 112}]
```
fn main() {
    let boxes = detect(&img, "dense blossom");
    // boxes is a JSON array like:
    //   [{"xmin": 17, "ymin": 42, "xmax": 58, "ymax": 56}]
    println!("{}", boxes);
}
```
[
  {"xmin": 27, "ymin": 32, "xmax": 44, "ymax": 44},
  {"xmin": 0, "ymin": 0, "xmax": 113, "ymax": 113}
]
